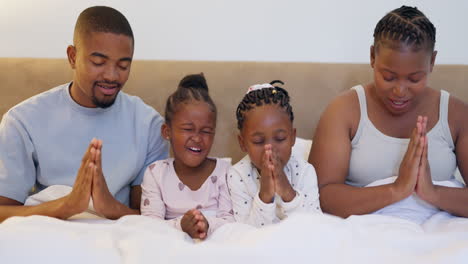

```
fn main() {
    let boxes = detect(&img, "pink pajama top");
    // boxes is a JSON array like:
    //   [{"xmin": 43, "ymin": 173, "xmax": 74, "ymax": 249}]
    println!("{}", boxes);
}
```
[{"xmin": 141, "ymin": 158, "xmax": 234, "ymax": 236}]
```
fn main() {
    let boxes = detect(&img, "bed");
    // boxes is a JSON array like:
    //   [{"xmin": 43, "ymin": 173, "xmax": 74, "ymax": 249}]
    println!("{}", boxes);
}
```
[{"xmin": 1, "ymin": 59, "xmax": 468, "ymax": 263}]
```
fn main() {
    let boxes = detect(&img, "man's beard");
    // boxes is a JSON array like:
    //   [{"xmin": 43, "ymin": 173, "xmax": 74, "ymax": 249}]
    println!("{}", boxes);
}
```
[
  {"xmin": 92, "ymin": 81, "xmax": 121, "ymax": 108},
  {"xmin": 92, "ymin": 95, "xmax": 117, "ymax": 108}
]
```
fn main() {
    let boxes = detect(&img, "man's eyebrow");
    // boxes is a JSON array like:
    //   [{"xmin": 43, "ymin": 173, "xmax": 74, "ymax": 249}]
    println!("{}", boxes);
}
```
[
  {"xmin": 90, "ymin": 52, "xmax": 108, "ymax": 59},
  {"xmin": 119, "ymin": 57, "xmax": 132, "ymax": 62},
  {"xmin": 90, "ymin": 52, "xmax": 132, "ymax": 62}
]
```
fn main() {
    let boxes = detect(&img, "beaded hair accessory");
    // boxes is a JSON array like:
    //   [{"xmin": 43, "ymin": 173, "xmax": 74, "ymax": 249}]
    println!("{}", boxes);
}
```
[{"xmin": 246, "ymin": 83, "xmax": 275, "ymax": 94}]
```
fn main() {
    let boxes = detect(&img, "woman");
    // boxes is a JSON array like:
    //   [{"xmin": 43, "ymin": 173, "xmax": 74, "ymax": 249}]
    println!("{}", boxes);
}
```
[{"xmin": 309, "ymin": 6, "xmax": 468, "ymax": 218}]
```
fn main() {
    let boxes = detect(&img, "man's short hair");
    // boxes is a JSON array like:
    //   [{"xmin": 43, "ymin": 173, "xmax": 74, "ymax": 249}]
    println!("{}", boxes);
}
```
[{"xmin": 73, "ymin": 6, "xmax": 134, "ymax": 46}]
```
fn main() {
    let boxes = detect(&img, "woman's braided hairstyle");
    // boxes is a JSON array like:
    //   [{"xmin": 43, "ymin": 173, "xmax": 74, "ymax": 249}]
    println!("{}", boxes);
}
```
[{"xmin": 373, "ymin": 6, "xmax": 436, "ymax": 51}]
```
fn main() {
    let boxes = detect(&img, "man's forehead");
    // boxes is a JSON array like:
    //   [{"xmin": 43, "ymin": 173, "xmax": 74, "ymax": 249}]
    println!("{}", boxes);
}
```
[
  {"xmin": 76, "ymin": 31, "xmax": 134, "ymax": 57},
  {"xmin": 75, "ymin": 30, "xmax": 133, "ymax": 48}
]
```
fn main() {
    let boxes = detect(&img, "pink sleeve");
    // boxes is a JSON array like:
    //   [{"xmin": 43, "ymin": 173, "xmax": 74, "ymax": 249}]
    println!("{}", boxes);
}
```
[
  {"xmin": 140, "ymin": 164, "xmax": 166, "ymax": 219},
  {"xmin": 206, "ymin": 170, "xmax": 235, "ymax": 235}
]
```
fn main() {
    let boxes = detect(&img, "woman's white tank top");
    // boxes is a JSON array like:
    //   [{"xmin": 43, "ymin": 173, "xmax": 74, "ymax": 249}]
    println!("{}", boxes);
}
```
[{"xmin": 347, "ymin": 85, "xmax": 456, "ymax": 187}]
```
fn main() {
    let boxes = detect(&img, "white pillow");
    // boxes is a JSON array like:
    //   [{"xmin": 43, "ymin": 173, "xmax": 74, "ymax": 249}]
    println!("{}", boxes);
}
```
[{"xmin": 292, "ymin": 137, "xmax": 312, "ymax": 161}]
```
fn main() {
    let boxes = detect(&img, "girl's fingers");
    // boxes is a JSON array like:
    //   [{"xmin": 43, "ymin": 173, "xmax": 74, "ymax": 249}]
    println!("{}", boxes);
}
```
[
  {"xmin": 197, "ymin": 220, "xmax": 206, "ymax": 230},
  {"xmin": 184, "ymin": 210, "xmax": 196, "ymax": 224},
  {"xmin": 189, "ymin": 213, "xmax": 199, "ymax": 226},
  {"xmin": 199, "ymin": 232, "xmax": 206, "ymax": 239}
]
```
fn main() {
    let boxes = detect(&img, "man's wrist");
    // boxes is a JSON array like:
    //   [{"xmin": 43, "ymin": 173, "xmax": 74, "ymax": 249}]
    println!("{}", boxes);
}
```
[
  {"xmin": 100, "ymin": 197, "xmax": 138, "ymax": 219},
  {"xmin": 55, "ymin": 196, "xmax": 77, "ymax": 219}
]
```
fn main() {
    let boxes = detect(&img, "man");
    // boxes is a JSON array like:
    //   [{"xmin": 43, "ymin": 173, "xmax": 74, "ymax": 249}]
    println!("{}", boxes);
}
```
[{"xmin": 0, "ymin": 6, "xmax": 168, "ymax": 221}]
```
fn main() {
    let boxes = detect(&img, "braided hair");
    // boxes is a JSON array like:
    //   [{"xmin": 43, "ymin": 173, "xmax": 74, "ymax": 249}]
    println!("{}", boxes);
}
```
[
  {"xmin": 373, "ymin": 6, "xmax": 436, "ymax": 51},
  {"xmin": 236, "ymin": 80, "xmax": 294, "ymax": 130},
  {"xmin": 165, "ymin": 73, "xmax": 217, "ymax": 125}
]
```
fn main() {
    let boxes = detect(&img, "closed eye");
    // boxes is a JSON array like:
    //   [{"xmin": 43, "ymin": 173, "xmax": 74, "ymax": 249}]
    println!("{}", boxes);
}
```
[
  {"xmin": 118, "ymin": 62, "xmax": 130, "ymax": 71},
  {"xmin": 409, "ymin": 78, "xmax": 421, "ymax": 83},
  {"xmin": 92, "ymin": 61, "xmax": 104, "ymax": 66}
]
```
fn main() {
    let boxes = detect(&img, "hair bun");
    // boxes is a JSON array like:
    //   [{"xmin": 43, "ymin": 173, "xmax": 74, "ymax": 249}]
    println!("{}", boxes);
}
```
[
  {"xmin": 178, "ymin": 73, "xmax": 208, "ymax": 92},
  {"xmin": 269, "ymin": 80, "xmax": 284, "ymax": 86}
]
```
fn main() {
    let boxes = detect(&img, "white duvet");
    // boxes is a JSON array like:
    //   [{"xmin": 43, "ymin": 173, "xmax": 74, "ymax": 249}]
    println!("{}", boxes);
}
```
[
  {"xmin": 1, "ymin": 185, "xmax": 468, "ymax": 264},
  {"xmin": 2, "ymin": 212, "xmax": 468, "ymax": 263}
]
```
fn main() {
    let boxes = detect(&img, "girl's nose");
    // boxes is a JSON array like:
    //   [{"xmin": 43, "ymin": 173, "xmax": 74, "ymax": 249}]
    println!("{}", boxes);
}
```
[{"xmin": 191, "ymin": 133, "xmax": 202, "ymax": 142}]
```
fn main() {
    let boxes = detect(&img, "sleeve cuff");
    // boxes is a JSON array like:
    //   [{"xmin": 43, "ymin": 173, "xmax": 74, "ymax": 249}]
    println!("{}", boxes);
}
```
[
  {"xmin": 279, "ymin": 191, "xmax": 302, "ymax": 212},
  {"xmin": 172, "ymin": 216, "xmax": 183, "ymax": 231},
  {"xmin": 254, "ymin": 191, "xmax": 276, "ymax": 214}
]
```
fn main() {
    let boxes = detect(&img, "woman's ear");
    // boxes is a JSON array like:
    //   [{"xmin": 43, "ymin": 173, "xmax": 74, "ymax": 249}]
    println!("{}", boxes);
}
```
[
  {"xmin": 67, "ymin": 45, "xmax": 77, "ymax": 69},
  {"xmin": 161, "ymin": 123, "xmax": 171, "ymax": 140},
  {"xmin": 237, "ymin": 134, "xmax": 247, "ymax": 153}
]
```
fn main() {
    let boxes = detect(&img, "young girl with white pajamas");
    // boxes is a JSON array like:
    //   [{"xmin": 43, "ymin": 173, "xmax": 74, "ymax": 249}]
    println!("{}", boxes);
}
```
[
  {"xmin": 227, "ymin": 81, "xmax": 322, "ymax": 227},
  {"xmin": 140, "ymin": 74, "xmax": 233, "ymax": 239}
]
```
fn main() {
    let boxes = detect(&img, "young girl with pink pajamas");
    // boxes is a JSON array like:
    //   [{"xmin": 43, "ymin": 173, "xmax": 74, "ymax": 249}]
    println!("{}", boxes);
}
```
[{"xmin": 140, "ymin": 74, "xmax": 233, "ymax": 239}]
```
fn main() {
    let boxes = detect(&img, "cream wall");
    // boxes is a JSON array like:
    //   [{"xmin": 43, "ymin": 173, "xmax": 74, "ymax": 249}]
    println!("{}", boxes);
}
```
[{"xmin": 1, "ymin": 0, "xmax": 467, "ymax": 64}]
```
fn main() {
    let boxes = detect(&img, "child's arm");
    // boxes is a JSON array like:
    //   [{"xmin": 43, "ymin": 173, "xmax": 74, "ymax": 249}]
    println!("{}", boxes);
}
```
[
  {"xmin": 140, "ymin": 165, "xmax": 166, "ymax": 219},
  {"xmin": 204, "ymin": 173, "xmax": 235, "ymax": 235},
  {"xmin": 278, "ymin": 159, "xmax": 322, "ymax": 216},
  {"xmin": 227, "ymin": 165, "xmax": 278, "ymax": 227},
  {"xmin": 140, "ymin": 164, "xmax": 192, "ymax": 231}
]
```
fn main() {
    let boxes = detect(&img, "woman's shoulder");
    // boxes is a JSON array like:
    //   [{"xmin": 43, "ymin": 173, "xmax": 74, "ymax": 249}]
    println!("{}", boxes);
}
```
[
  {"xmin": 322, "ymin": 86, "xmax": 360, "ymax": 119},
  {"xmin": 314, "ymin": 85, "xmax": 363, "ymax": 138},
  {"xmin": 447, "ymin": 91, "xmax": 468, "ymax": 140},
  {"xmin": 447, "ymin": 91, "xmax": 468, "ymax": 115}
]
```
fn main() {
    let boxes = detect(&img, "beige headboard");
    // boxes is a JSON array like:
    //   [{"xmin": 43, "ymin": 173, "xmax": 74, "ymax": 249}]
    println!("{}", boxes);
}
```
[{"xmin": 1, "ymin": 58, "xmax": 467, "ymax": 162}]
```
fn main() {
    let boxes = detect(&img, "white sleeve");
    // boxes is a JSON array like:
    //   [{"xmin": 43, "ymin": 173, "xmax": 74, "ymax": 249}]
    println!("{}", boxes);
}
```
[
  {"xmin": 279, "ymin": 161, "xmax": 322, "ymax": 216},
  {"xmin": 227, "ymin": 166, "xmax": 277, "ymax": 227}
]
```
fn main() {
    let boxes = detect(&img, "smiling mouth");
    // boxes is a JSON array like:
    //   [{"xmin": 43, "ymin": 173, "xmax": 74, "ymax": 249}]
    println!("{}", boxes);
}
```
[
  {"xmin": 187, "ymin": 147, "xmax": 202, "ymax": 153},
  {"xmin": 96, "ymin": 83, "xmax": 120, "ymax": 96},
  {"xmin": 390, "ymin": 99, "xmax": 409, "ymax": 109}
]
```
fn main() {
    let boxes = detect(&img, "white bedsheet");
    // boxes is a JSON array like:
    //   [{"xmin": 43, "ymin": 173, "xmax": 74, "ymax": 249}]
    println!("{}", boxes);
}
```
[
  {"xmin": 1, "ymin": 185, "xmax": 467, "ymax": 263},
  {"xmin": 368, "ymin": 176, "xmax": 464, "ymax": 225},
  {"xmin": 1, "ymin": 212, "xmax": 468, "ymax": 263}
]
